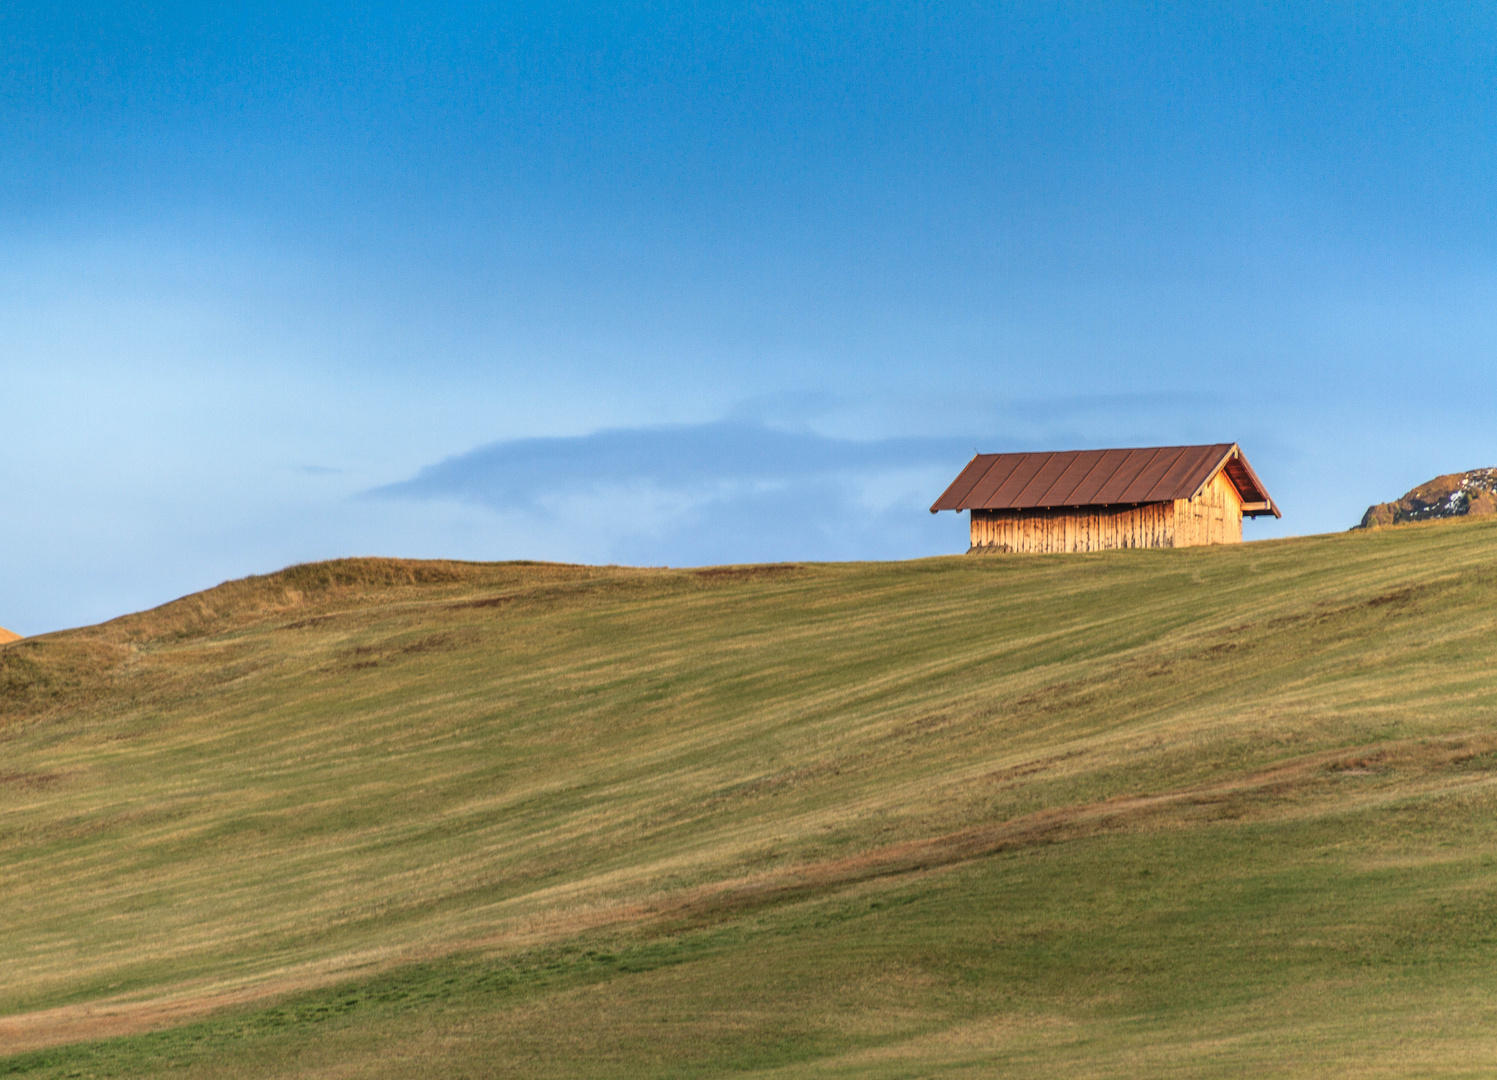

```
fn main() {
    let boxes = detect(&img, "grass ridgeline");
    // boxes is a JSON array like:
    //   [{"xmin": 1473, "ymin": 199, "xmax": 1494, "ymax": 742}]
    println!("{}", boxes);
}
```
[{"xmin": 3, "ymin": 522, "xmax": 1497, "ymax": 1077}]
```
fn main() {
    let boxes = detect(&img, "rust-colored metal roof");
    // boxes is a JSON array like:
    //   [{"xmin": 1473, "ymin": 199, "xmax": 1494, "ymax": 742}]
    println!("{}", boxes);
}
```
[{"xmin": 930, "ymin": 444, "xmax": 1281, "ymax": 517}]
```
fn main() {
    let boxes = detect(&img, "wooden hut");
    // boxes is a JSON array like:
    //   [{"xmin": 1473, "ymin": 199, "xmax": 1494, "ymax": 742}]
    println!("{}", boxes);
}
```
[{"xmin": 930, "ymin": 443, "xmax": 1280, "ymax": 554}]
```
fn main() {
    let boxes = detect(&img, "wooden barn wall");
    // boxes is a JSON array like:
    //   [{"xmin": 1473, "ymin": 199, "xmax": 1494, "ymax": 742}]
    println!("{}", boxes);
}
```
[
  {"xmin": 968, "ymin": 503, "xmax": 1176, "ymax": 554},
  {"xmin": 968, "ymin": 474, "xmax": 1246, "ymax": 554},
  {"xmin": 1172, "ymin": 472, "xmax": 1243, "ymax": 548}
]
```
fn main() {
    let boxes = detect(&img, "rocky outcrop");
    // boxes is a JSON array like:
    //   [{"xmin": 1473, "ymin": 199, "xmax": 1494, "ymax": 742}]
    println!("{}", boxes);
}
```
[{"xmin": 1356, "ymin": 468, "xmax": 1497, "ymax": 529}]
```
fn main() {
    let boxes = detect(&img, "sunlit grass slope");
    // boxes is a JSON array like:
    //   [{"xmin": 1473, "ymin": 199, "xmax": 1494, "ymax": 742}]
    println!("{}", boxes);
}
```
[{"xmin": 3, "ymin": 519, "xmax": 1497, "ymax": 1077}]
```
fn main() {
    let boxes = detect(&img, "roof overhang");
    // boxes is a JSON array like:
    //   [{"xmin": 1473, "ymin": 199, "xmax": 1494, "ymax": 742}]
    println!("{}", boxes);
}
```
[{"xmin": 1209, "ymin": 444, "xmax": 1281, "ymax": 518}]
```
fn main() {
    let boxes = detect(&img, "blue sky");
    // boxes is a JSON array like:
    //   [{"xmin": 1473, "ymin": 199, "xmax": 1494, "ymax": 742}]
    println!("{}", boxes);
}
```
[{"xmin": 4, "ymin": 2, "xmax": 1497, "ymax": 634}]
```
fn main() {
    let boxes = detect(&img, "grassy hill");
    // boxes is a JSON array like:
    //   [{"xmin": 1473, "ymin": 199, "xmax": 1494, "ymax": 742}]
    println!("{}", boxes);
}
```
[{"xmin": 3, "ymin": 519, "xmax": 1497, "ymax": 1077}]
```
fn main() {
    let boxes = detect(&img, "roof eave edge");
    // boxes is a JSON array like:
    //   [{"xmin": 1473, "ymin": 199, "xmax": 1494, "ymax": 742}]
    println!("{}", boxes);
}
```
[{"xmin": 930, "ymin": 452, "xmax": 984, "ymax": 513}]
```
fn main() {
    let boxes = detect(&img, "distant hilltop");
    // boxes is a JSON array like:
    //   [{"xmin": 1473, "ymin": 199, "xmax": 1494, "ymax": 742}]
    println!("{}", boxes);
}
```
[
  {"xmin": 0, "ymin": 627, "xmax": 20, "ymax": 645},
  {"xmin": 1357, "ymin": 468, "xmax": 1497, "ymax": 529}
]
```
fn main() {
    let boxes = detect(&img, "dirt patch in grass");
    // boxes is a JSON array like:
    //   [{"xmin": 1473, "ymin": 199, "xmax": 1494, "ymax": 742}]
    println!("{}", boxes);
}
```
[{"xmin": 691, "ymin": 563, "xmax": 805, "ymax": 583}]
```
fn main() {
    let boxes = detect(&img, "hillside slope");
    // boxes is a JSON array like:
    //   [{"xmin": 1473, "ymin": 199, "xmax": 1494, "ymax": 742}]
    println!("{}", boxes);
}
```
[{"xmin": 3, "ymin": 525, "xmax": 1497, "ymax": 1077}]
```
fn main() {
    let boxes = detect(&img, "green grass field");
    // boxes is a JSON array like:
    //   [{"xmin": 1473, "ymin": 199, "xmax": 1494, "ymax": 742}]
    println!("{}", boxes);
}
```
[{"xmin": 4, "ymin": 518, "xmax": 1497, "ymax": 1077}]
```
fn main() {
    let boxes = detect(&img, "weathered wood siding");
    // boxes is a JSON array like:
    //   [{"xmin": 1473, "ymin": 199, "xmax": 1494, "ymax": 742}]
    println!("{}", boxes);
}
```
[
  {"xmin": 969, "ymin": 503, "xmax": 1176, "ymax": 553},
  {"xmin": 1172, "ymin": 471, "xmax": 1243, "ymax": 548},
  {"xmin": 968, "ymin": 473, "xmax": 1246, "ymax": 553}
]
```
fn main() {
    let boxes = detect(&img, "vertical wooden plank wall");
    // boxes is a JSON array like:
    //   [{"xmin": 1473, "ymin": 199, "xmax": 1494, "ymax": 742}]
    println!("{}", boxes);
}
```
[
  {"xmin": 969, "ymin": 503, "xmax": 1176, "ymax": 553},
  {"xmin": 1172, "ymin": 473, "xmax": 1243, "ymax": 548},
  {"xmin": 968, "ymin": 473, "xmax": 1246, "ymax": 553}
]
